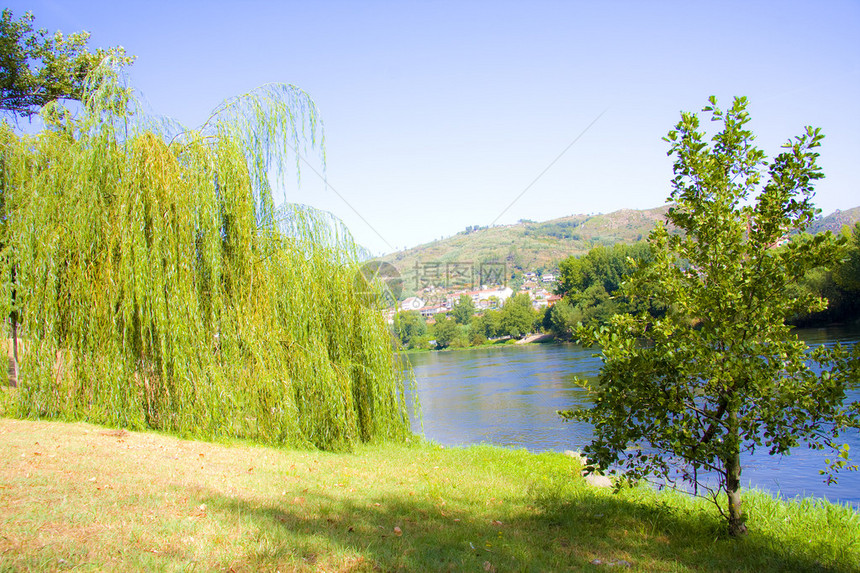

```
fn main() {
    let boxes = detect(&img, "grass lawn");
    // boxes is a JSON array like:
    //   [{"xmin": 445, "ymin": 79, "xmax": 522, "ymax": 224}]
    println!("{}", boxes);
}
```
[{"xmin": 1, "ymin": 418, "xmax": 857, "ymax": 572}]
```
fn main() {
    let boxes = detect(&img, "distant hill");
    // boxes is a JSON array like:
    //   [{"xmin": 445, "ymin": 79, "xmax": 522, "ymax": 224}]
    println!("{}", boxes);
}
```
[
  {"xmin": 379, "ymin": 206, "xmax": 670, "ymax": 296},
  {"xmin": 807, "ymin": 206, "xmax": 860, "ymax": 234},
  {"xmin": 378, "ymin": 204, "xmax": 860, "ymax": 298}
]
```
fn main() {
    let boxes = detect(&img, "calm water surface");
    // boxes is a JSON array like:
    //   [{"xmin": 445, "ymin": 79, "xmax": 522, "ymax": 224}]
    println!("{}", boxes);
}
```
[{"xmin": 405, "ymin": 326, "xmax": 860, "ymax": 509}]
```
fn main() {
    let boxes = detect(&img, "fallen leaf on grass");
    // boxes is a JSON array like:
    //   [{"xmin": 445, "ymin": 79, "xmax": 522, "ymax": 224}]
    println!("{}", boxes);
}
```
[{"xmin": 393, "ymin": 526, "xmax": 402, "ymax": 536}]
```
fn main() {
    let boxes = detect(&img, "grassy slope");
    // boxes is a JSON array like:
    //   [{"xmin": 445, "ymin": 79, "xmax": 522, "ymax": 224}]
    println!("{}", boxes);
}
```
[
  {"xmin": 380, "ymin": 206, "xmax": 860, "ymax": 297},
  {"xmin": 1, "ymin": 418, "xmax": 857, "ymax": 572},
  {"xmin": 381, "ymin": 207, "xmax": 669, "ymax": 283}
]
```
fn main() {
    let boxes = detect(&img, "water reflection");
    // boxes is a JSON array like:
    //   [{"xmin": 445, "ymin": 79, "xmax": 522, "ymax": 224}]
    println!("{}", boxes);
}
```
[{"xmin": 405, "ymin": 327, "xmax": 859, "ymax": 508}]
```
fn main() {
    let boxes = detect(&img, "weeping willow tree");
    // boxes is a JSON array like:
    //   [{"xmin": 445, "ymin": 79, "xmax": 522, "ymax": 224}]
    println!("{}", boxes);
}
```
[{"xmin": 0, "ymin": 61, "xmax": 413, "ymax": 450}]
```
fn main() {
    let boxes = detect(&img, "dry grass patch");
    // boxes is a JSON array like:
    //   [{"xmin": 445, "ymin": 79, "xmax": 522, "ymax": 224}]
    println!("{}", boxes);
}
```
[{"xmin": 1, "ymin": 418, "xmax": 858, "ymax": 572}]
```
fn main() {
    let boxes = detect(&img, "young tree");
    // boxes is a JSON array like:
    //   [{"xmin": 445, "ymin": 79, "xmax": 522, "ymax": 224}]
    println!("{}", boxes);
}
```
[{"xmin": 562, "ymin": 96, "xmax": 859, "ymax": 536}]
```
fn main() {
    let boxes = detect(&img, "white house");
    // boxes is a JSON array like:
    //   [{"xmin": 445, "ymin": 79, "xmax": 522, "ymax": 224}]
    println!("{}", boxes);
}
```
[
  {"xmin": 399, "ymin": 297, "xmax": 425, "ymax": 311},
  {"xmin": 476, "ymin": 286, "xmax": 513, "ymax": 305}
]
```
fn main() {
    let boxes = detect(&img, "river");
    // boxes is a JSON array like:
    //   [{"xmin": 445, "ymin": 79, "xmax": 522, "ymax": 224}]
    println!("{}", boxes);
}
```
[{"xmin": 404, "ymin": 325, "xmax": 860, "ymax": 509}]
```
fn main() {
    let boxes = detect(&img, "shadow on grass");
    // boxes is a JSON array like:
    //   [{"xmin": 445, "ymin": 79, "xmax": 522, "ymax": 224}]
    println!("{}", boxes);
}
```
[{"xmin": 196, "ymin": 483, "xmax": 853, "ymax": 572}]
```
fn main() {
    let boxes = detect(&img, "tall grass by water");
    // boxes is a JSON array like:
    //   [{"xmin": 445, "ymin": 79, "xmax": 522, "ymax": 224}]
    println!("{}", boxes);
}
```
[{"xmin": 0, "ymin": 61, "xmax": 411, "ymax": 450}]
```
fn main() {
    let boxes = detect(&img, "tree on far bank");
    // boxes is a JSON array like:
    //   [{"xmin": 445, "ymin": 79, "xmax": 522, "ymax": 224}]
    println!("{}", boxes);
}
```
[
  {"xmin": 786, "ymin": 224, "xmax": 860, "ymax": 326},
  {"xmin": 556, "ymin": 242, "xmax": 651, "ymax": 298},
  {"xmin": 834, "ymin": 223, "xmax": 860, "ymax": 291},
  {"xmin": 451, "ymin": 294, "xmax": 475, "ymax": 325},
  {"xmin": 562, "ymin": 96, "xmax": 859, "ymax": 536},
  {"xmin": 542, "ymin": 299, "xmax": 578, "ymax": 339},
  {"xmin": 432, "ymin": 314, "xmax": 464, "ymax": 349},
  {"xmin": 499, "ymin": 293, "xmax": 536, "ymax": 339},
  {"xmin": 392, "ymin": 310, "xmax": 427, "ymax": 349},
  {"xmin": 472, "ymin": 310, "xmax": 502, "ymax": 339},
  {"xmin": 552, "ymin": 241, "xmax": 656, "ymax": 331}
]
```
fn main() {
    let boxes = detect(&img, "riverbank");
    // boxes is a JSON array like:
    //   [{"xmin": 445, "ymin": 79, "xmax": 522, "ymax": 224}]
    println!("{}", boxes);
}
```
[
  {"xmin": 405, "ymin": 329, "xmax": 860, "ymax": 508},
  {"xmin": 1, "ymin": 418, "xmax": 857, "ymax": 572},
  {"xmin": 406, "ymin": 332, "xmax": 562, "ymax": 355}
]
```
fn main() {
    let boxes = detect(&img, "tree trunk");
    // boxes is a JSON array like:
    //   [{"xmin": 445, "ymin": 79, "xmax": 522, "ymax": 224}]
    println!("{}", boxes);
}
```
[
  {"xmin": 9, "ymin": 264, "xmax": 18, "ymax": 387},
  {"xmin": 9, "ymin": 315, "xmax": 18, "ymax": 387},
  {"xmin": 725, "ymin": 409, "xmax": 747, "ymax": 536}
]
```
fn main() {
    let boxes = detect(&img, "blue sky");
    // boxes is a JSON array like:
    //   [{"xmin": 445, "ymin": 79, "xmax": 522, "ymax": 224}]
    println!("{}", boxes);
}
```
[{"xmin": 8, "ymin": 1, "xmax": 860, "ymax": 255}]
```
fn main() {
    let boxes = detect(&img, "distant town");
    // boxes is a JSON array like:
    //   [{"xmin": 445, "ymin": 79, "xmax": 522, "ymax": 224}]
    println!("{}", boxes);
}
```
[{"xmin": 385, "ymin": 269, "xmax": 561, "ymax": 324}]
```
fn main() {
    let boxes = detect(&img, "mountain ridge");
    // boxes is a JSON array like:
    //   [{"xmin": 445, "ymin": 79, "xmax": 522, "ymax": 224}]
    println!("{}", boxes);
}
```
[{"xmin": 378, "ymin": 205, "xmax": 860, "ymax": 295}]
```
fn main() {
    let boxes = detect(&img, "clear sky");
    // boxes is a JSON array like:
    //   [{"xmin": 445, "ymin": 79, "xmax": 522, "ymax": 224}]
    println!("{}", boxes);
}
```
[{"xmin": 8, "ymin": 0, "xmax": 860, "ymax": 255}]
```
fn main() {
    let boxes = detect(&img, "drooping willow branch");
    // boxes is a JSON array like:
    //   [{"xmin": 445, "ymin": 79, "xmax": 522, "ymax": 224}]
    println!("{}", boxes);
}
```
[{"xmin": 0, "ymin": 60, "xmax": 413, "ymax": 450}]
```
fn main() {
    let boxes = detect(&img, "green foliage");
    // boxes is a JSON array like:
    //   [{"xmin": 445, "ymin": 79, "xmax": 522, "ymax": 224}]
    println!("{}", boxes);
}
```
[
  {"xmin": 461, "ymin": 224, "xmax": 487, "ymax": 234},
  {"xmin": 788, "ymin": 222, "xmax": 860, "ymax": 326},
  {"xmin": 834, "ymin": 223, "xmax": 860, "ymax": 292},
  {"xmin": 556, "ymin": 241, "xmax": 651, "ymax": 297},
  {"xmin": 431, "ymin": 314, "xmax": 466, "ymax": 349},
  {"xmin": 0, "ymin": 61, "xmax": 411, "ymax": 450},
  {"xmin": 392, "ymin": 310, "xmax": 428, "ymax": 350},
  {"xmin": 0, "ymin": 9, "xmax": 133, "ymax": 118},
  {"xmin": 542, "ymin": 299, "xmax": 577, "ymax": 339},
  {"xmin": 786, "ymin": 265, "xmax": 854, "ymax": 326},
  {"xmin": 523, "ymin": 218, "xmax": 584, "ymax": 240},
  {"xmin": 499, "ymin": 293, "xmax": 536, "ymax": 339},
  {"xmin": 468, "ymin": 329, "xmax": 487, "ymax": 346},
  {"xmin": 562, "ymin": 96, "xmax": 860, "ymax": 535},
  {"xmin": 550, "ymin": 241, "xmax": 656, "ymax": 333},
  {"xmin": 472, "ymin": 309, "xmax": 502, "ymax": 339},
  {"xmin": 450, "ymin": 294, "xmax": 475, "ymax": 325},
  {"xmin": 542, "ymin": 289, "xmax": 620, "ymax": 339}
]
